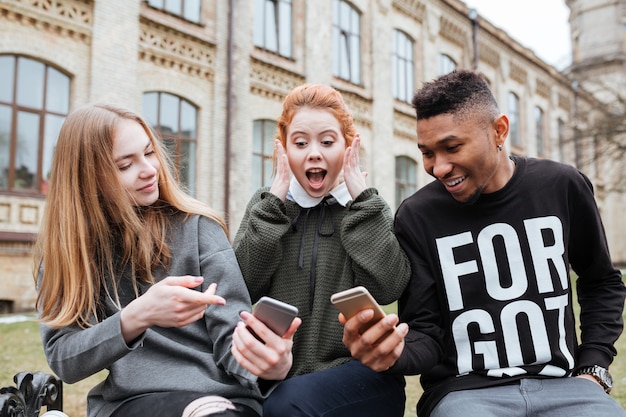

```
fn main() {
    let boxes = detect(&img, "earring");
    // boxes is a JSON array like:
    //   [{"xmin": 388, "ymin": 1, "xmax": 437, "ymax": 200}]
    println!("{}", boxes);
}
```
[{"xmin": 497, "ymin": 144, "xmax": 503, "ymax": 151}]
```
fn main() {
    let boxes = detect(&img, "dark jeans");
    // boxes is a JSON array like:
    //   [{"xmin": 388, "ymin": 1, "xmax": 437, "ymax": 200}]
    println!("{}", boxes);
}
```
[
  {"xmin": 263, "ymin": 360, "xmax": 406, "ymax": 417},
  {"xmin": 110, "ymin": 391, "xmax": 259, "ymax": 417}
]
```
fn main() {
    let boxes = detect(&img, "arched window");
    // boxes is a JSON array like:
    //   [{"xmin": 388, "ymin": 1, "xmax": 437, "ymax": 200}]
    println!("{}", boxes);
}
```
[
  {"xmin": 557, "ymin": 118, "xmax": 565, "ymax": 161},
  {"xmin": 393, "ymin": 30, "xmax": 415, "ymax": 103},
  {"xmin": 253, "ymin": 0, "xmax": 292, "ymax": 57},
  {"xmin": 438, "ymin": 54, "xmax": 456, "ymax": 75},
  {"xmin": 252, "ymin": 119, "xmax": 276, "ymax": 194},
  {"xmin": 0, "ymin": 55, "xmax": 70, "ymax": 195},
  {"xmin": 142, "ymin": 92, "xmax": 198, "ymax": 195},
  {"xmin": 508, "ymin": 92, "xmax": 521, "ymax": 147},
  {"xmin": 332, "ymin": 0, "xmax": 361, "ymax": 84},
  {"xmin": 534, "ymin": 106, "xmax": 544, "ymax": 156},
  {"xmin": 395, "ymin": 155, "xmax": 417, "ymax": 209}
]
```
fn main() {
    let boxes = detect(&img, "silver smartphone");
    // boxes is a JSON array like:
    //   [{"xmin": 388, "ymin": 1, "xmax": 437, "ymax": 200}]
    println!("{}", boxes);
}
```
[
  {"xmin": 251, "ymin": 296, "xmax": 299, "ymax": 337},
  {"xmin": 331, "ymin": 286, "xmax": 386, "ymax": 321},
  {"xmin": 330, "ymin": 286, "xmax": 387, "ymax": 331}
]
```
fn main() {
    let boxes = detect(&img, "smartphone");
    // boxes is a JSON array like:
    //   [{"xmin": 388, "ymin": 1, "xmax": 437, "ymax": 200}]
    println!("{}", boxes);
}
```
[
  {"xmin": 330, "ymin": 286, "xmax": 387, "ymax": 331},
  {"xmin": 251, "ymin": 296, "xmax": 298, "ymax": 337}
]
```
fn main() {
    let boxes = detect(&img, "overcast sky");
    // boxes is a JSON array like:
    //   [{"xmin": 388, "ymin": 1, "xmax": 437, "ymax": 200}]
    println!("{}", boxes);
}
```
[{"xmin": 465, "ymin": 0, "xmax": 572, "ymax": 69}]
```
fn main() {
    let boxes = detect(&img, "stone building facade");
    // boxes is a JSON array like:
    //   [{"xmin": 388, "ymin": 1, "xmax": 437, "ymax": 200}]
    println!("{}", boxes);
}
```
[{"xmin": 0, "ymin": 0, "xmax": 623, "ymax": 312}]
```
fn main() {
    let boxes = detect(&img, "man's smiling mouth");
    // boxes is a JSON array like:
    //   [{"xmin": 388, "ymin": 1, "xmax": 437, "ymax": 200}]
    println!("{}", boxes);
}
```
[{"xmin": 445, "ymin": 176, "xmax": 466, "ymax": 187}]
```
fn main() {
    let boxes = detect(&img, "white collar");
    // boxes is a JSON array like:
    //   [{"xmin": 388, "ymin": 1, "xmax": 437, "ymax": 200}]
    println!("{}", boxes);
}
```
[{"xmin": 286, "ymin": 177, "xmax": 351, "ymax": 208}]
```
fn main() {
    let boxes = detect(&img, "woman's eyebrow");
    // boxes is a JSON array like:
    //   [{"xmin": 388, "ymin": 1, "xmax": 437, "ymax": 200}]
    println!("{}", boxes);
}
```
[{"xmin": 114, "ymin": 142, "xmax": 151, "ymax": 163}]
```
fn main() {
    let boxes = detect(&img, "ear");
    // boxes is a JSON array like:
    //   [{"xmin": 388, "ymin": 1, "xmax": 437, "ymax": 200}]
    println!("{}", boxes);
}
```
[{"xmin": 493, "ymin": 114, "xmax": 509, "ymax": 145}]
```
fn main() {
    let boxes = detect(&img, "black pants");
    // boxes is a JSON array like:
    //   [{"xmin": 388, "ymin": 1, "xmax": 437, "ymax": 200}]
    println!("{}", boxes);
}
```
[{"xmin": 110, "ymin": 391, "xmax": 259, "ymax": 417}]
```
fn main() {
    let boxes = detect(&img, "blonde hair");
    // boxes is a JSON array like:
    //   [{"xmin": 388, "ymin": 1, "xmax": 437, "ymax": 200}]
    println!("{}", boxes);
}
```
[
  {"xmin": 276, "ymin": 84, "xmax": 356, "ymax": 150},
  {"xmin": 33, "ymin": 104, "xmax": 226, "ymax": 328}
]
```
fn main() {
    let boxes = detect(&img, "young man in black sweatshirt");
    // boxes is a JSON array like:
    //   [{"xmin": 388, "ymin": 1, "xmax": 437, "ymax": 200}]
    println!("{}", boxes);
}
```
[{"xmin": 340, "ymin": 69, "xmax": 626, "ymax": 417}]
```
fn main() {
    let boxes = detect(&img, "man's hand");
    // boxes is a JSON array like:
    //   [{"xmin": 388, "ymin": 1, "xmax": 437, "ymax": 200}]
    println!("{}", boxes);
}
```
[{"xmin": 340, "ymin": 309, "xmax": 408, "ymax": 371}]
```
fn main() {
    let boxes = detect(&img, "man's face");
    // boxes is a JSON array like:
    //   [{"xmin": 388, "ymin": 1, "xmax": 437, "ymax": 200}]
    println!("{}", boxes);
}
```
[{"xmin": 417, "ymin": 113, "xmax": 510, "ymax": 203}]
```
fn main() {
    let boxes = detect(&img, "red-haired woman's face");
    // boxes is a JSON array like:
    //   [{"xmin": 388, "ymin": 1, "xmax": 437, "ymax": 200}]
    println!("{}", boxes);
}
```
[
  {"xmin": 285, "ymin": 107, "xmax": 346, "ymax": 198},
  {"xmin": 110, "ymin": 119, "xmax": 161, "ymax": 206}
]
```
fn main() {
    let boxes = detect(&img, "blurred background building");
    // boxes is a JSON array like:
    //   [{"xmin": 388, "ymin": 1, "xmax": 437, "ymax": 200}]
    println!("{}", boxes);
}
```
[{"xmin": 0, "ymin": 0, "xmax": 624, "ymax": 312}]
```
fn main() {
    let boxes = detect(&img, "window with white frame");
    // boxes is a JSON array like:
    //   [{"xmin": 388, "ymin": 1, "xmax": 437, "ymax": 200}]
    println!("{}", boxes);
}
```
[
  {"xmin": 534, "ymin": 106, "xmax": 544, "ymax": 156},
  {"xmin": 252, "ymin": 119, "xmax": 276, "ymax": 194},
  {"xmin": 0, "ymin": 55, "xmax": 70, "ymax": 195},
  {"xmin": 332, "ymin": 0, "xmax": 361, "ymax": 84},
  {"xmin": 146, "ymin": 0, "xmax": 201, "ymax": 23},
  {"xmin": 395, "ymin": 156, "xmax": 417, "ymax": 209},
  {"xmin": 142, "ymin": 92, "xmax": 198, "ymax": 195},
  {"xmin": 557, "ymin": 118, "xmax": 565, "ymax": 161},
  {"xmin": 393, "ymin": 30, "xmax": 414, "ymax": 103},
  {"xmin": 508, "ymin": 92, "xmax": 521, "ymax": 147},
  {"xmin": 253, "ymin": 0, "xmax": 292, "ymax": 57},
  {"xmin": 438, "ymin": 54, "xmax": 456, "ymax": 75}
]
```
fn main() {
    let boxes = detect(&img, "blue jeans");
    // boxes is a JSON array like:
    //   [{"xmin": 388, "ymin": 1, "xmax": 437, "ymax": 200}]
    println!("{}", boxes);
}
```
[
  {"xmin": 263, "ymin": 360, "xmax": 406, "ymax": 417},
  {"xmin": 431, "ymin": 377, "xmax": 625, "ymax": 417}
]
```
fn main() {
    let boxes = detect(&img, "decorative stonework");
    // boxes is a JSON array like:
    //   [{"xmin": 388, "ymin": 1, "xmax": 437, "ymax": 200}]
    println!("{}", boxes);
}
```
[
  {"xmin": 138, "ymin": 17, "xmax": 215, "ymax": 81},
  {"xmin": 393, "ymin": 110, "xmax": 417, "ymax": 141},
  {"xmin": 0, "ymin": 0, "xmax": 92, "ymax": 42},
  {"xmin": 535, "ymin": 78, "xmax": 551, "ymax": 99},
  {"xmin": 509, "ymin": 60, "xmax": 528, "ymax": 85},
  {"xmin": 558, "ymin": 92, "xmax": 572, "ymax": 112},
  {"xmin": 18, "ymin": 204, "xmax": 38, "ymax": 224},
  {"xmin": 392, "ymin": 0, "xmax": 426, "ymax": 22},
  {"xmin": 0, "ymin": 196, "xmax": 45, "ymax": 233},
  {"xmin": 0, "ymin": 203, "xmax": 9, "ymax": 224},
  {"xmin": 337, "ymin": 89, "xmax": 373, "ymax": 130},
  {"xmin": 478, "ymin": 41, "xmax": 500, "ymax": 69},
  {"xmin": 249, "ymin": 57, "xmax": 305, "ymax": 101},
  {"xmin": 439, "ymin": 15, "xmax": 468, "ymax": 47}
]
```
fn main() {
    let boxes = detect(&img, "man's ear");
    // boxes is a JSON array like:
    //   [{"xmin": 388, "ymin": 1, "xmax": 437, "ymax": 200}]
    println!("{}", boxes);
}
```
[{"xmin": 493, "ymin": 113, "xmax": 510, "ymax": 142}]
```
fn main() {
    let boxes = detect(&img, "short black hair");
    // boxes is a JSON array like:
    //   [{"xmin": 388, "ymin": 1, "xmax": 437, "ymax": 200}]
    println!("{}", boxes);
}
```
[{"xmin": 412, "ymin": 70, "xmax": 499, "ymax": 123}]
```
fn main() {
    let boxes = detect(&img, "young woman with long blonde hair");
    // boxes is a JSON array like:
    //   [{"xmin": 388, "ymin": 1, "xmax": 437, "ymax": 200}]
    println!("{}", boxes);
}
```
[{"xmin": 34, "ymin": 104, "xmax": 265, "ymax": 417}]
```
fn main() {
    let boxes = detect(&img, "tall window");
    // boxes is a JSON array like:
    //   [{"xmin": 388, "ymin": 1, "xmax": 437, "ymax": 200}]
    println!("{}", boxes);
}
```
[
  {"xmin": 146, "ymin": 0, "xmax": 201, "ymax": 23},
  {"xmin": 534, "ymin": 106, "xmax": 544, "ymax": 156},
  {"xmin": 252, "ymin": 119, "xmax": 276, "ymax": 194},
  {"xmin": 508, "ymin": 92, "xmax": 521, "ymax": 147},
  {"xmin": 557, "ymin": 118, "xmax": 565, "ymax": 161},
  {"xmin": 143, "ymin": 92, "xmax": 198, "ymax": 195},
  {"xmin": 395, "ymin": 156, "xmax": 417, "ymax": 208},
  {"xmin": 438, "ymin": 54, "xmax": 456, "ymax": 75},
  {"xmin": 392, "ymin": 30, "xmax": 414, "ymax": 103},
  {"xmin": 0, "ymin": 55, "xmax": 70, "ymax": 195},
  {"xmin": 332, "ymin": 0, "xmax": 361, "ymax": 84},
  {"xmin": 253, "ymin": 0, "xmax": 292, "ymax": 57}
]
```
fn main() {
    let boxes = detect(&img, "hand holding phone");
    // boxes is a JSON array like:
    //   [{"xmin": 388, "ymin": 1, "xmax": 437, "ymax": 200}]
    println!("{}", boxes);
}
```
[
  {"xmin": 330, "ymin": 286, "xmax": 388, "ymax": 333},
  {"xmin": 250, "ymin": 296, "xmax": 298, "ymax": 339}
]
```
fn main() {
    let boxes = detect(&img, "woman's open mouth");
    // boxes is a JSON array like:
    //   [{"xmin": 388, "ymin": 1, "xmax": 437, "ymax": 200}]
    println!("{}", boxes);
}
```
[{"xmin": 306, "ymin": 168, "xmax": 327, "ymax": 188}]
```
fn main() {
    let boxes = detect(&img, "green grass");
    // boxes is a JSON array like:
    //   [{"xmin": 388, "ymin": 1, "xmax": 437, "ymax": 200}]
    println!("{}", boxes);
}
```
[{"xmin": 2, "ymin": 285, "xmax": 625, "ymax": 417}]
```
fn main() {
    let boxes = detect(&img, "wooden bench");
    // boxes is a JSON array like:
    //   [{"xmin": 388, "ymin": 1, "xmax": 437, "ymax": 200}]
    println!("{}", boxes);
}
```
[{"xmin": 0, "ymin": 371, "xmax": 63, "ymax": 417}]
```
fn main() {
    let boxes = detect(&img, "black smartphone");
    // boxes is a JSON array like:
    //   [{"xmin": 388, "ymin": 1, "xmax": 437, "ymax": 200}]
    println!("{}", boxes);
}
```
[{"xmin": 251, "ymin": 296, "xmax": 299, "ymax": 337}]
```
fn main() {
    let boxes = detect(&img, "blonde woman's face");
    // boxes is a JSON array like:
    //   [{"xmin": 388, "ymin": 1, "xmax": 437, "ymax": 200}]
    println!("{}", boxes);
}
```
[
  {"xmin": 285, "ymin": 107, "xmax": 346, "ymax": 198},
  {"xmin": 111, "ymin": 119, "xmax": 160, "ymax": 206}
]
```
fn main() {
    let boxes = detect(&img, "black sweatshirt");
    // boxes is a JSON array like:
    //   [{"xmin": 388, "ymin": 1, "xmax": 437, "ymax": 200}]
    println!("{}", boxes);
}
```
[{"xmin": 391, "ymin": 156, "xmax": 625, "ymax": 416}]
